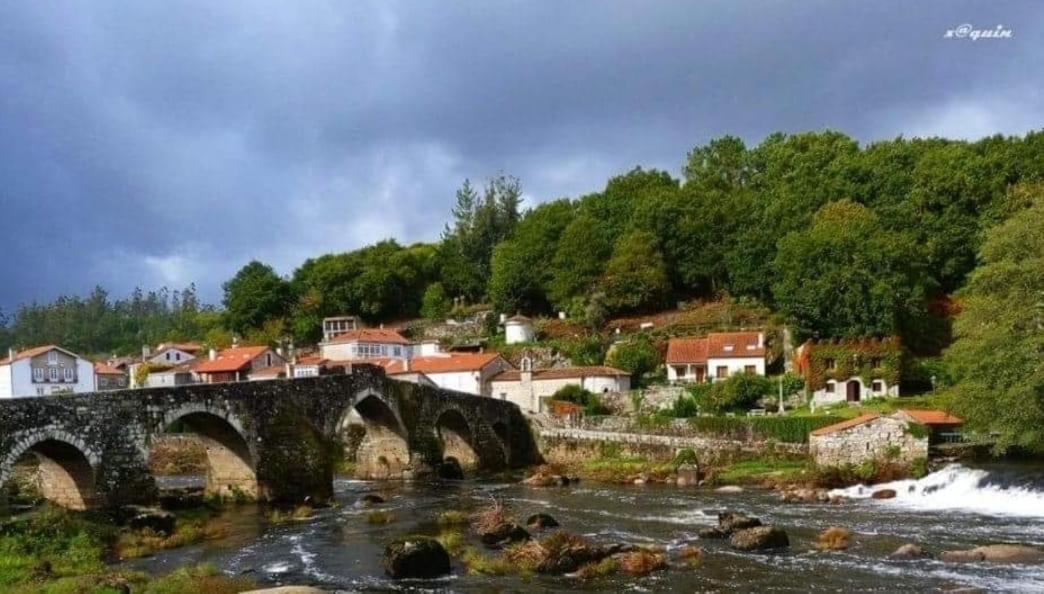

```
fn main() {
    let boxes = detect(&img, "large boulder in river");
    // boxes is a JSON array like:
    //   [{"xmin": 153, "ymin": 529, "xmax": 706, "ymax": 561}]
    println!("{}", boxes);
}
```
[
  {"xmin": 436, "ymin": 458, "xmax": 465, "ymax": 480},
  {"xmin": 871, "ymin": 489, "xmax": 897, "ymax": 500},
  {"xmin": 729, "ymin": 526, "xmax": 790, "ymax": 551},
  {"xmin": 939, "ymin": 544, "xmax": 1044, "ymax": 564},
  {"xmin": 676, "ymin": 464, "xmax": 700, "ymax": 487},
  {"xmin": 527, "ymin": 513, "xmax": 560, "ymax": 530},
  {"xmin": 719, "ymin": 511, "xmax": 762, "ymax": 534},
  {"xmin": 383, "ymin": 537, "xmax": 451, "ymax": 579},
  {"xmin": 479, "ymin": 522, "xmax": 531, "ymax": 548}
]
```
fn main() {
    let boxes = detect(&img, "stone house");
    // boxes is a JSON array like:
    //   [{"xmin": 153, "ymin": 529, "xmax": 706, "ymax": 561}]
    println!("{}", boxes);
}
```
[
  {"xmin": 0, "ymin": 345, "xmax": 97, "ymax": 398},
  {"xmin": 488, "ymin": 360, "xmax": 631, "ymax": 413},
  {"xmin": 144, "ymin": 342, "xmax": 202, "ymax": 367},
  {"xmin": 93, "ymin": 362, "xmax": 128, "ymax": 391},
  {"xmin": 809, "ymin": 413, "xmax": 928, "ymax": 467},
  {"xmin": 322, "ymin": 315, "xmax": 361, "ymax": 342},
  {"xmin": 194, "ymin": 346, "xmax": 286, "ymax": 383},
  {"xmin": 795, "ymin": 337, "xmax": 901, "ymax": 406},
  {"xmin": 666, "ymin": 331, "xmax": 766, "ymax": 383}
]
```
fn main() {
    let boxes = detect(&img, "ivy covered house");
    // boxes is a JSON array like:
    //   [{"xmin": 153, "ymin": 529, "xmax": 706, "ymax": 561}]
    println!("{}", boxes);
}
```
[{"xmin": 795, "ymin": 337, "xmax": 902, "ymax": 406}]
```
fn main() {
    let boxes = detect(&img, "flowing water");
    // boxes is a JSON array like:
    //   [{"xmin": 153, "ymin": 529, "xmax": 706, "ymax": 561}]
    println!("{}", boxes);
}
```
[{"xmin": 134, "ymin": 464, "xmax": 1044, "ymax": 592}]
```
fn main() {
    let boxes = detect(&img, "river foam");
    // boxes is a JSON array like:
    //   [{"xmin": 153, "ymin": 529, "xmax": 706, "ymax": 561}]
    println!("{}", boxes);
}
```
[{"xmin": 831, "ymin": 464, "xmax": 1044, "ymax": 518}]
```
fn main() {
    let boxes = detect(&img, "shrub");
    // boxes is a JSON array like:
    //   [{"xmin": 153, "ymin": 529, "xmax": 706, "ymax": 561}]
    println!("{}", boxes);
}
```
[
  {"xmin": 704, "ymin": 374, "xmax": 773, "ymax": 412},
  {"xmin": 550, "ymin": 385, "xmax": 609, "ymax": 415},
  {"xmin": 671, "ymin": 395, "xmax": 699, "ymax": 418},
  {"xmin": 672, "ymin": 448, "xmax": 699, "ymax": 468},
  {"xmin": 421, "ymin": 283, "xmax": 451, "ymax": 321},
  {"xmin": 552, "ymin": 335, "xmax": 608, "ymax": 366}
]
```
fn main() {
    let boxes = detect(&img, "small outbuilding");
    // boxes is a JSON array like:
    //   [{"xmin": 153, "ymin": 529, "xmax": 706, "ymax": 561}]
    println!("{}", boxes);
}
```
[
  {"xmin": 504, "ymin": 314, "xmax": 535, "ymax": 345},
  {"xmin": 809, "ymin": 412, "xmax": 929, "ymax": 467}
]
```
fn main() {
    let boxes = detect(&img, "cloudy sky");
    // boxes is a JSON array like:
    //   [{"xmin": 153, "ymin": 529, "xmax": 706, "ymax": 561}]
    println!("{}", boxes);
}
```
[{"xmin": 1, "ymin": 1, "xmax": 1041, "ymax": 311}]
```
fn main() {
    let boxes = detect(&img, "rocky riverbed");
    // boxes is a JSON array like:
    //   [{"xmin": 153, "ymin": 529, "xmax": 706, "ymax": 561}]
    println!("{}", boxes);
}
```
[{"xmin": 122, "ymin": 463, "xmax": 1044, "ymax": 593}]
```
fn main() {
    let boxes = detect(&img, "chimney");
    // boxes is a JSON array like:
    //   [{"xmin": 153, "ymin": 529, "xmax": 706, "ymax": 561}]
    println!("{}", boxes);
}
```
[
  {"xmin": 141, "ymin": 345, "xmax": 151, "ymax": 358},
  {"xmin": 232, "ymin": 336, "xmax": 240, "ymax": 348},
  {"xmin": 404, "ymin": 358, "xmax": 411, "ymax": 372},
  {"xmin": 209, "ymin": 348, "xmax": 217, "ymax": 361},
  {"xmin": 276, "ymin": 346, "xmax": 284, "ymax": 357},
  {"xmin": 7, "ymin": 347, "xmax": 14, "ymax": 361}
]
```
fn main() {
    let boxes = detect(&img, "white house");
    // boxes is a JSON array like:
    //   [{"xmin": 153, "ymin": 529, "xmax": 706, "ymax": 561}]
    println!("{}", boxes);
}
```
[
  {"xmin": 319, "ymin": 328, "xmax": 410, "ymax": 361},
  {"xmin": 504, "ymin": 315, "xmax": 535, "ymax": 345},
  {"xmin": 666, "ymin": 331, "xmax": 766, "ymax": 383},
  {"xmin": 489, "ymin": 361, "xmax": 631, "ymax": 413},
  {"xmin": 795, "ymin": 338, "xmax": 903, "ymax": 406},
  {"xmin": 0, "ymin": 345, "xmax": 96, "ymax": 398},
  {"xmin": 145, "ymin": 342, "xmax": 202, "ymax": 367},
  {"xmin": 384, "ymin": 353, "xmax": 513, "ymax": 396}
]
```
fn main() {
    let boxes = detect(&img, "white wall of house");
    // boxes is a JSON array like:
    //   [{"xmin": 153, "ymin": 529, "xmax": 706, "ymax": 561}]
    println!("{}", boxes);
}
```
[
  {"xmin": 667, "ymin": 364, "xmax": 706, "ymax": 383},
  {"xmin": 812, "ymin": 376, "xmax": 899, "ymax": 405},
  {"xmin": 505, "ymin": 321, "xmax": 535, "ymax": 345},
  {"xmin": 148, "ymin": 348, "xmax": 196, "ymax": 367},
  {"xmin": 707, "ymin": 356, "xmax": 765, "ymax": 381},
  {"xmin": 0, "ymin": 365, "xmax": 12, "ymax": 399},
  {"xmin": 320, "ymin": 341, "xmax": 406, "ymax": 361},
  {"xmin": 414, "ymin": 341, "xmax": 443, "ymax": 356},
  {"xmin": 490, "ymin": 374, "xmax": 631, "ymax": 413},
  {"xmin": 426, "ymin": 370, "xmax": 484, "ymax": 395}
]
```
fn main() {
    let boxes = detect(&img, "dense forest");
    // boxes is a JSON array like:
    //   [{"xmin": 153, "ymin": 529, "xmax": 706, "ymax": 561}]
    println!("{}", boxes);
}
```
[
  {"xmin": 3, "ymin": 130, "xmax": 1043, "ymax": 356},
  {"xmin": 3, "ymin": 130, "xmax": 1044, "ymax": 452}
]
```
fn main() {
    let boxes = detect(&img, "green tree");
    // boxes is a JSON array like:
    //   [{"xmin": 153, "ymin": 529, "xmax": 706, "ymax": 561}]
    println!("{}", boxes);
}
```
[
  {"xmin": 706, "ymin": 374, "xmax": 773, "ymax": 413},
  {"xmin": 222, "ymin": 261, "xmax": 292, "ymax": 335},
  {"xmin": 947, "ymin": 185, "xmax": 1044, "ymax": 453},
  {"xmin": 772, "ymin": 200, "xmax": 930, "ymax": 341},
  {"xmin": 487, "ymin": 199, "xmax": 575, "ymax": 313},
  {"xmin": 606, "ymin": 335, "xmax": 662, "ymax": 384},
  {"xmin": 600, "ymin": 231, "xmax": 670, "ymax": 314},
  {"xmin": 548, "ymin": 214, "xmax": 612, "ymax": 308},
  {"xmin": 421, "ymin": 283, "xmax": 451, "ymax": 321}
]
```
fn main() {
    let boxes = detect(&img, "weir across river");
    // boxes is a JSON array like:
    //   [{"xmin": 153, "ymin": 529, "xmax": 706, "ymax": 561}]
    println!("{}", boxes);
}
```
[{"xmin": 0, "ymin": 364, "xmax": 539, "ymax": 510}]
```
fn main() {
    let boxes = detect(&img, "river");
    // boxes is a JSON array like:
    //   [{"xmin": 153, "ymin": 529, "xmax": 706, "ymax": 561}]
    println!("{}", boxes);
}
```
[{"xmin": 131, "ymin": 464, "xmax": 1044, "ymax": 592}]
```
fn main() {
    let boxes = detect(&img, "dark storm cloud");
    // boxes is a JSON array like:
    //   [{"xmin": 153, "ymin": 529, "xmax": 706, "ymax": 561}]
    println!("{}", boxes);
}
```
[{"xmin": 1, "ymin": 0, "xmax": 1041, "ymax": 310}]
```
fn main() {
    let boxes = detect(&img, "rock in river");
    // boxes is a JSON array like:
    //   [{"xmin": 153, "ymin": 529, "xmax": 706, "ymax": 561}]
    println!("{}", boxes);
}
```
[
  {"xmin": 383, "ymin": 537, "xmax": 451, "ymax": 579},
  {"xmin": 729, "ymin": 526, "xmax": 790, "ymax": 551},
  {"xmin": 121, "ymin": 506, "xmax": 175, "ymax": 536},
  {"xmin": 871, "ymin": 489, "xmax": 897, "ymax": 500},
  {"xmin": 527, "ymin": 513, "xmax": 560, "ymax": 530},
  {"xmin": 889, "ymin": 543, "xmax": 930, "ymax": 560},
  {"xmin": 939, "ymin": 544, "xmax": 1044, "ymax": 564},
  {"xmin": 479, "ymin": 522, "xmax": 531, "ymax": 548}
]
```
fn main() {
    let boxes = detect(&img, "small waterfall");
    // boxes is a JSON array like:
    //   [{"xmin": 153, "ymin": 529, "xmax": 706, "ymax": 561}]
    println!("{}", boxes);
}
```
[{"xmin": 831, "ymin": 464, "xmax": 1044, "ymax": 518}]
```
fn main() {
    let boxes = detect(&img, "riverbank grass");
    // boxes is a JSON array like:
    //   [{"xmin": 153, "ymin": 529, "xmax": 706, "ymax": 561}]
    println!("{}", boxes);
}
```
[{"xmin": 714, "ymin": 457, "xmax": 810, "ymax": 485}]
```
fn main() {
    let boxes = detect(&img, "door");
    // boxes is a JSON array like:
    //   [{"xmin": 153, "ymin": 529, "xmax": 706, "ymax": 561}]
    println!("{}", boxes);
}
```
[{"xmin": 846, "ymin": 380, "xmax": 861, "ymax": 402}]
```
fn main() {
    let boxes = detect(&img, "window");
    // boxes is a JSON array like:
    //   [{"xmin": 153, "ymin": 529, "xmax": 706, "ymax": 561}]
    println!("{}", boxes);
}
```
[
  {"xmin": 716, "ymin": 366, "xmax": 728, "ymax": 379},
  {"xmin": 33, "ymin": 367, "xmax": 43, "ymax": 381},
  {"xmin": 64, "ymin": 368, "xmax": 74, "ymax": 382},
  {"xmin": 723, "ymin": 344, "xmax": 734, "ymax": 352},
  {"xmin": 393, "ymin": 346, "xmax": 401, "ymax": 357},
  {"xmin": 499, "ymin": 392, "xmax": 507, "ymax": 400},
  {"xmin": 825, "ymin": 358, "xmax": 836, "ymax": 370},
  {"xmin": 36, "ymin": 387, "xmax": 44, "ymax": 396},
  {"xmin": 48, "ymin": 351, "xmax": 58, "ymax": 364},
  {"xmin": 165, "ymin": 352, "xmax": 171, "ymax": 361},
  {"xmin": 49, "ymin": 368, "xmax": 59, "ymax": 381},
  {"xmin": 744, "ymin": 365, "xmax": 756, "ymax": 374},
  {"xmin": 825, "ymin": 381, "xmax": 836, "ymax": 393},
  {"xmin": 176, "ymin": 352, "xmax": 182, "ymax": 361},
  {"xmin": 266, "ymin": 353, "xmax": 273, "ymax": 367},
  {"xmin": 871, "ymin": 381, "xmax": 884, "ymax": 393},
  {"xmin": 746, "ymin": 344, "xmax": 757, "ymax": 351}
]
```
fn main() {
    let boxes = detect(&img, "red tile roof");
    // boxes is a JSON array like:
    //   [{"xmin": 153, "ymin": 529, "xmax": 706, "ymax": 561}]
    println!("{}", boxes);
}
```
[
  {"xmin": 324, "ymin": 328, "xmax": 410, "ymax": 345},
  {"xmin": 492, "ymin": 366, "xmax": 629, "ymax": 382},
  {"xmin": 810, "ymin": 414, "xmax": 883, "ymax": 436},
  {"xmin": 93, "ymin": 362, "xmax": 126, "ymax": 376},
  {"xmin": 195, "ymin": 346, "xmax": 272, "ymax": 373},
  {"xmin": 384, "ymin": 353, "xmax": 506, "ymax": 374},
  {"xmin": 895, "ymin": 409, "xmax": 964, "ymax": 426},
  {"xmin": 156, "ymin": 342, "xmax": 203, "ymax": 354},
  {"xmin": 666, "ymin": 331, "xmax": 764, "ymax": 364}
]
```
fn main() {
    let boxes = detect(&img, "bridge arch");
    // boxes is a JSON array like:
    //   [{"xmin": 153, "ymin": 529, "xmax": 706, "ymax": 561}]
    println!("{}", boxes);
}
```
[
  {"xmin": 155, "ymin": 404, "xmax": 256, "ymax": 500},
  {"xmin": 433, "ymin": 406, "xmax": 482, "ymax": 471},
  {"xmin": 1, "ymin": 427, "xmax": 100, "ymax": 510},
  {"xmin": 344, "ymin": 388, "xmax": 411, "ymax": 479}
]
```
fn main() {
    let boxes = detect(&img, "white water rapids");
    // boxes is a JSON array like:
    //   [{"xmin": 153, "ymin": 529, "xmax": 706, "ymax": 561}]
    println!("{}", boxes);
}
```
[{"xmin": 831, "ymin": 464, "xmax": 1044, "ymax": 518}]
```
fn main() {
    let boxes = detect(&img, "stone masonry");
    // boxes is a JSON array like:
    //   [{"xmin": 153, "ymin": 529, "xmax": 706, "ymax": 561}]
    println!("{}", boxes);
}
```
[
  {"xmin": 0, "ymin": 364, "xmax": 539, "ymax": 510},
  {"xmin": 808, "ymin": 415, "xmax": 928, "ymax": 467}
]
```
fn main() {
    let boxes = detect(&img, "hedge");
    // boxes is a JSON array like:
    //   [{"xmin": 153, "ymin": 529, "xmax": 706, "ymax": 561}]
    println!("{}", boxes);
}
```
[{"xmin": 688, "ymin": 415, "xmax": 845, "ymax": 444}]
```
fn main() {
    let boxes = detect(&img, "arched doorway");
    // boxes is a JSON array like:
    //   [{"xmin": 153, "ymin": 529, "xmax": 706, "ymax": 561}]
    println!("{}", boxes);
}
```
[
  {"xmin": 846, "ymin": 380, "xmax": 861, "ymax": 403},
  {"xmin": 154, "ymin": 410, "xmax": 256, "ymax": 500},
  {"xmin": 2, "ymin": 439, "xmax": 97, "ymax": 511},
  {"xmin": 435, "ymin": 409, "xmax": 480, "ymax": 471},
  {"xmin": 347, "ymin": 393, "xmax": 411, "ymax": 480}
]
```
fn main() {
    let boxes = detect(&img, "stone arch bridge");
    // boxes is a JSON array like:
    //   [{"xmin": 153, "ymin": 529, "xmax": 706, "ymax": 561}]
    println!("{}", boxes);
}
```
[{"xmin": 0, "ymin": 365, "xmax": 540, "ymax": 510}]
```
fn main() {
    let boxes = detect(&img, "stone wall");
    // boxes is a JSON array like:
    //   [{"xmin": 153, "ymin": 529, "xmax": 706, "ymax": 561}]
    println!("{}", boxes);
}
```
[
  {"xmin": 538, "ymin": 428, "xmax": 805, "ymax": 467},
  {"xmin": 809, "ymin": 416, "xmax": 927, "ymax": 467}
]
